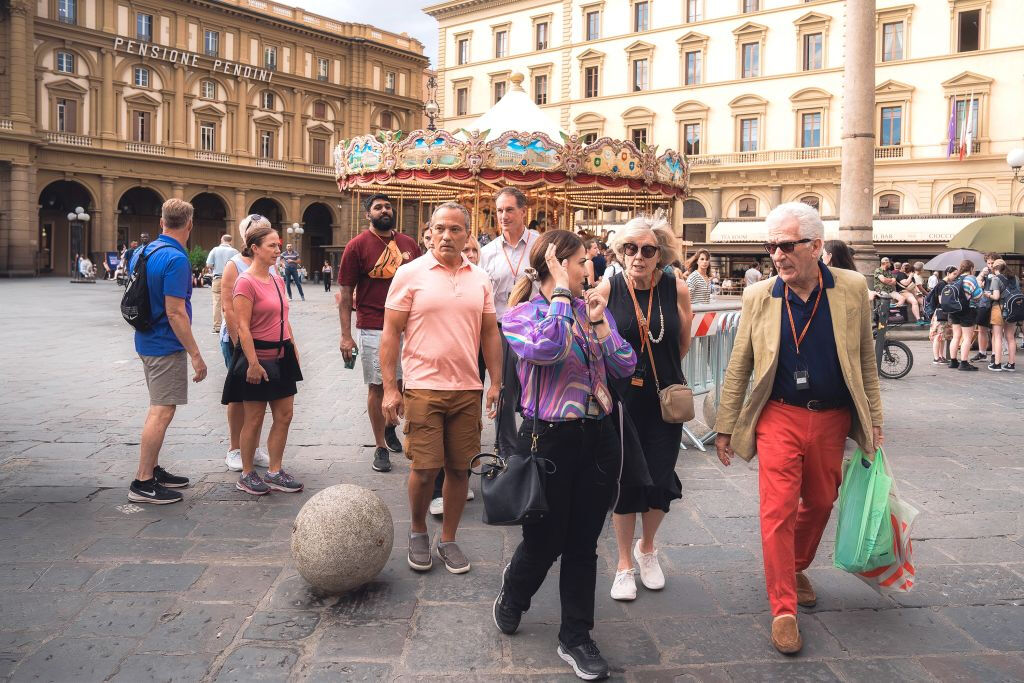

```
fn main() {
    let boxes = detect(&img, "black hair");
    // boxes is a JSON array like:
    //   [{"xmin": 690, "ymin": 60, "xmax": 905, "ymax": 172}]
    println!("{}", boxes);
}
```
[{"xmin": 364, "ymin": 193, "xmax": 391, "ymax": 212}]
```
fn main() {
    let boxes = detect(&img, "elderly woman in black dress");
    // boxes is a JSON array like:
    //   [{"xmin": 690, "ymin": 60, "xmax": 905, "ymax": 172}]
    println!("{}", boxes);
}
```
[{"xmin": 594, "ymin": 214, "xmax": 693, "ymax": 601}]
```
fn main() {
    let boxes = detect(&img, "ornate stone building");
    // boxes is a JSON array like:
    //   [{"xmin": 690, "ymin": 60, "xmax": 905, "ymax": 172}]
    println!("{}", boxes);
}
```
[{"xmin": 0, "ymin": 0, "xmax": 428, "ymax": 275}]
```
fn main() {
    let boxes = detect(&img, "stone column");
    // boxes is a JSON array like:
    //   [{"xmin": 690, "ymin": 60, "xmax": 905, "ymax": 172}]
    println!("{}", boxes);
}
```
[
  {"xmin": 172, "ymin": 183, "xmax": 185, "ymax": 200},
  {"xmin": 102, "ymin": 0, "xmax": 116, "ymax": 33},
  {"xmin": 7, "ymin": 0, "xmax": 32, "ymax": 124},
  {"xmin": 234, "ymin": 83, "xmax": 248, "ymax": 155},
  {"xmin": 290, "ymin": 89, "xmax": 304, "ymax": 162},
  {"xmin": 234, "ymin": 189, "xmax": 247, "ymax": 230},
  {"xmin": 101, "ymin": 176, "xmax": 116, "ymax": 251},
  {"xmin": 710, "ymin": 188, "xmax": 723, "ymax": 226},
  {"xmin": 838, "ymin": 0, "xmax": 877, "ymax": 276},
  {"xmin": 5, "ymin": 164, "xmax": 36, "ymax": 274},
  {"xmin": 101, "ymin": 50, "xmax": 116, "ymax": 140},
  {"xmin": 172, "ymin": 65, "xmax": 186, "ymax": 147},
  {"xmin": 770, "ymin": 185, "xmax": 783, "ymax": 209}
]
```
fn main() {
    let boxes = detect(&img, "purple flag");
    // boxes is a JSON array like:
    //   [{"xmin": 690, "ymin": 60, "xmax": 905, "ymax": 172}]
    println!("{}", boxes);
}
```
[{"xmin": 946, "ymin": 96, "xmax": 956, "ymax": 158}]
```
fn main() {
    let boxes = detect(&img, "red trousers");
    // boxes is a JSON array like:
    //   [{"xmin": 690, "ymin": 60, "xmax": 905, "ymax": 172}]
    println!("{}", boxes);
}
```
[{"xmin": 755, "ymin": 400, "xmax": 851, "ymax": 616}]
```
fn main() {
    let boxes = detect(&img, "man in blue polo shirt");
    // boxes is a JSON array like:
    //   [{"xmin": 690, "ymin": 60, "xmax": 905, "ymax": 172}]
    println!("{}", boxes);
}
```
[{"xmin": 127, "ymin": 198, "xmax": 208, "ymax": 505}]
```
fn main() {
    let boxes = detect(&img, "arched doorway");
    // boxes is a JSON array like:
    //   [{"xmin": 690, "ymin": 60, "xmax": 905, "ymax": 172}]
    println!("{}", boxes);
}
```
[
  {"xmin": 191, "ymin": 192, "xmax": 229, "ymax": 252},
  {"xmin": 248, "ymin": 198, "xmax": 285, "ymax": 231},
  {"xmin": 38, "ymin": 180, "xmax": 95, "ymax": 275},
  {"xmin": 302, "ymin": 202, "xmax": 335, "ymax": 278},
  {"xmin": 117, "ymin": 187, "xmax": 164, "ymax": 248},
  {"xmin": 682, "ymin": 199, "xmax": 707, "ymax": 245}
]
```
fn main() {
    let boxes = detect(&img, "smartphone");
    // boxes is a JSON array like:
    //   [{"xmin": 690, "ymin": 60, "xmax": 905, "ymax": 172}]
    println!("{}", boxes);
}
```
[
  {"xmin": 583, "ymin": 276, "xmax": 593, "ymax": 291},
  {"xmin": 344, "ymin": 346, "xmax": 359, "ymax": 370}
]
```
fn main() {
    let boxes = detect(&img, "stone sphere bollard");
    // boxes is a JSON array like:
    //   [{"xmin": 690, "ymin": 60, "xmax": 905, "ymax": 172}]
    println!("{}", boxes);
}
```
[
  {"xmin": 702, "ymin": 390, "xmax": 718, "ymax": 431},
  {"xmin": 291, "ymin": 484, "xmax": 394, "ymax": 594}
]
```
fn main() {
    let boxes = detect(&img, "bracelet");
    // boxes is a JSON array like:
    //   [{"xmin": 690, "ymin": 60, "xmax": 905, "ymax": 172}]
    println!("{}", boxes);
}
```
[
  {"xmin": 590, "ymin": 318, "xmax": 607, "ymax": 326},
  {"xmin": 551, "ymin": 287, "xmax": 572, "ymax": 300}
]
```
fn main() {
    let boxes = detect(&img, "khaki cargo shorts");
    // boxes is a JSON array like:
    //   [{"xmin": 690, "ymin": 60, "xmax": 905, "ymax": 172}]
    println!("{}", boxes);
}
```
[
  {"xmin": 140, "ymin": 351, "xmax": 188, "ymax": 406},
  {"xmin": 402, "ymin": 389, "xmax": 482, "ymax": 470}
]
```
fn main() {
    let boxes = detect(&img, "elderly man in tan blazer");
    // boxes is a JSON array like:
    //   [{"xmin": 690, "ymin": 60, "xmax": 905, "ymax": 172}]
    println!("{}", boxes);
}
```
[{"xmin": 714, "ymin": 202, "xmax": 883, "ymax": 655}]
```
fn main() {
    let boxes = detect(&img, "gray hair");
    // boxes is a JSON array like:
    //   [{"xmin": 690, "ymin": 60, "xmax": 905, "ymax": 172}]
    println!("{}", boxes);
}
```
[
  {"xmin": 610, "ymin": 212, "xmax": 681, "ymax": 269},
  {"xmin": 221, "ymin": 234, "xmax": 233, "ymax": 243},
  {"xmin": 764, "ymin": 201, "xmax": 824, "ymax": 240},
  {"xmin": 430, "ymin": 202, "xmax": 471, "ymax": 231},
  {"xmin": 495, "ymin": 186, "xmax": 528, "ymax": 208},
  {"xmin": 161, "ymin": 198, "xmax": 194, "ymax": 230}
]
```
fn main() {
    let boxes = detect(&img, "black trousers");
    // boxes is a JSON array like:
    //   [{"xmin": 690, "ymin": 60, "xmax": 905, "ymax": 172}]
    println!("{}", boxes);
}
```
[
  {"xmin": 284, "ymin": 266, "xmax": 304, "ymax": 299},
  {"xmin": 503, "ymin": 416, "xmax": 617, "ymax": 648}
]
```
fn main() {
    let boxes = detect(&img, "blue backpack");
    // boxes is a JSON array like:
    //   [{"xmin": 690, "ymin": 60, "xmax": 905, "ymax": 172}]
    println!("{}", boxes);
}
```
[{"xmin": 939, "ymin": 276, "xmax": 970, "ymax": 314}]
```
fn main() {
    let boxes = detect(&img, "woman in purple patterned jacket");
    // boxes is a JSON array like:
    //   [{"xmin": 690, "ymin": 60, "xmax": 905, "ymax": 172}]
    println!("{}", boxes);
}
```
[{"xmin": 490, "ymin": 229, "xmax": 636, "ymax": 681}]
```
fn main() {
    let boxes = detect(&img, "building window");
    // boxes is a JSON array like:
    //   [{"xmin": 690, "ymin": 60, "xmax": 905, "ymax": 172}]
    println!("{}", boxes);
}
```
[
  {"xmin": 55, "ymin": 98, "xmax": 77, "ymax": 133},
  {"xmin": 56, "ymin": 50, "xmax": 75, "ymax": 74},
  {"xmin": 201, "ymin": 80, "xmax": 217, "ymax": 99},
  {"xmin": 582, "ymin": 132, "xmax": 598, "ymax": 144},
  {"xmin": 631, "ymin": 127, "xmax": 648, "ymax": 146},
  {"xmin": 493, "ymin": 80, "xmax": 506, "ymax": 104},
  {"xmin": 534, "ymin": 74, "xmax": 548, "ymax": 105},
  {"xmin": 586, "ymin": 10, "xmax": 600, "ymax": 41},
  {"xmin": 740, "ymin": 117, "xmax": 758, "ymax": 151},
  {"xmin": 264, "ymin": 46, "xmax": 277, "ymax": 70},
  {"xmin": 878, "ymin": 194, "xmax": 900, "ymax": 215},
  {"xmin": 801, "ymin": 112, "xmax": 821, "ymax": 148},
  {"xmin": 133, "ymin": 66, "xmax": 150, "ymax": 88},
  {"xmin": 317, "ymin": 58, "xmax": 329, "ymax": 81},
  {"xmin": 684, "ymin": 50, "xmax": 701, "ymax": 85},
  {"xmin": 954, "ymin": 97, "xmax": 979, "ymax": 147},
  {"xmin": 741, "ymin": 43, "xmax": 760, "ymax": 78},
  {"xmin": 634, "ymin": 1, "xmax": 649, "ymax": 32},
  {"xmin": 200, "ymin": 122, "xmax": 215, "ymax": 151},
  {"xmin": 57, "ymin": 0, "xmax": 76, "ymax": 24},
  {"xmin": 738, "ymin": 197, "xmax": 757, "ymax": 217},
  {"xmin": 313, "ymin": 101, "xmax": 327, "ymax": 119},
  {"xmin": 952, "ymin": 191, "xmax": 976, "ymax": 213},
  {"xmin": 384, "ymin": 72, "xmax": 396, "ymax": 95},
  {"xmin": 957, "ymin": 9, "xmax": 980, "ymax": 52},
  {"xmin": 380, "ymin": 111, "xmax": 394, "ymax": 129},
  {"xmin": 261, "ymin": 91, "xmax": 275, "ymax": 109},
  {"xmin": 136, "ymin": 13, "xmax": 153, "ymax": 42},
  {"xmin": 204, "ymin": 30, "xmax": 219, "ymax": 57},
  {"xmin": 494, "ymin": 30, "xmax": 508, "ymax": 58},
  {"xmin": 456, "ymin": 87, "xmax": 468, "ymax": 116},
  {"xmin": 882, "ymin": 22, "xmax": 903, "ymax": 61},
  {"xmin": 584, "ymin": 66, "xmax": 599, "ymax": 98},
  {"xmin": 259, "ymin": 130, "xmax": 274, "ymax": 158},
  {"xmin": 803, "ymin": 33, "xmax": 823, "ymax": 70},
  {"xmin": 311, "ymin": 138, "xmax": 327, "ymax": 165},
  {"xmin": 632, "ymin": 58, "xmax": 649, "ymax": 92},
  {"xmin": 683, "ymin": 122, "xmax": 700, "ymax": 155},
  {"xmin": 800, "ymin": 195, "xmax": 820, "ymax": 211},
  {"xmin": 457, "ymin": 38, "xmax": 470, "ymax": 65},
  {"xmin": 743, "ymin": 0, "xmax": 759, "ymax": 13},
  {"xmin": 880, "ymin": 106, "xmax": 902, "ymax": 146},
  {"xmin": 132, "ymin": 111, "xmax": 151, "ymax": 143},
  {"xmin": 536, "ymin": 22, "xmax": 549, "ymax": 50},
  {"xmin": 686, "ymin": 0, "xmax": 702, "ymax": 22}
]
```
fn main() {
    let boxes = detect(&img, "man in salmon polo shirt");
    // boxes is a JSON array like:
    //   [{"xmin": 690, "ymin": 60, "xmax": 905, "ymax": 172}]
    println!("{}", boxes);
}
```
[{"xmin": 381, "ymin": 202, "xmax": 503, "ymax": 575}]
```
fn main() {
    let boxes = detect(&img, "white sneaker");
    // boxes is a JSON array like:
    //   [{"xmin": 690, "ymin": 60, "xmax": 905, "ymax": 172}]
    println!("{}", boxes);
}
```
[
  {"xmin": 466, "ymin": 488, "xmax": 475, "ymax": 501},
  {"xmin": 254, "ymin": 447, "xmax": 270, "ymax": 468},
  {"xmin": 429, "ymin": 497, "xmax": 444, "ymax": 516},
  {"xmin": 225, "ymin": 449, "xmax": 242, "ymax": 471},
  {"xmin": 633, "ymin": 539, "xmax": 665, "ymax": 590},
  {"xmin": 610, "ymin": 568, "xmax": 637, "ymax": 601}
]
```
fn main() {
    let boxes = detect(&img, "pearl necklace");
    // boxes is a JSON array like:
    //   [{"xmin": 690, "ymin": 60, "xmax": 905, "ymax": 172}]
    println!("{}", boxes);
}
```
[{"xmin": 631, "ymin": 277, "xmax": 666, "ymax": 345}]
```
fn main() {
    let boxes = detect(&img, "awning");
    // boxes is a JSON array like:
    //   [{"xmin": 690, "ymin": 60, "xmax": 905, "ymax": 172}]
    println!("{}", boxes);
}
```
[{"xmin": 709, "ymin": 217, "xmax": 977, "ymax": 244}]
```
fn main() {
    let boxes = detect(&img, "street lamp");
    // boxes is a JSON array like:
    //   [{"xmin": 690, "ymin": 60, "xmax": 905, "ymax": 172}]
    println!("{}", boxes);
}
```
[
  {"xmin": 1008, "ymin": 147, "xmax": 1024, "ymax": 184},
  {"xmin": 424, "ymin": 74, "xmax": 439, "ymax": 131},
  {"xmin": 67, "ymin": 206, "xmax": 90, "ymax": 278}
]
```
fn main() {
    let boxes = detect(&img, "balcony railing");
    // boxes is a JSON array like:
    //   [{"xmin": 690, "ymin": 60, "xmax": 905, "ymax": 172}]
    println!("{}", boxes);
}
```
[
  {"xmin": 125, "ymin": 142, "xmax": 167, "ymax": 155},
  {"xmin": 195, "ymin": 151, "xmax": 230, "ymax": 163},
  {"xmin": 46, "ymin": 132, "xmax": 93, "ymax": 147},
  {"xmin": 256, "ymin": 158, "xmax": 287, "ymax": 170},
  {"xmin": 0, "ymin": 120, "xmax": 13, "ymax": 131},
  {"xmin": 308, "ymin": 164, "xmax": 334, "ymax": 176},
  {"xmin": 874, "ymin": 145, "xmax": 905, "ymax": 159},
  {"xmin": 688, "ymin": 146, "xmax": 841, "ymax": 167}
]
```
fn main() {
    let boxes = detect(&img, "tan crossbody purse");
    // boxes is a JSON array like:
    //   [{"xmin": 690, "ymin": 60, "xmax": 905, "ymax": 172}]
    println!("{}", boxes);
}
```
[{"xmin": 644, "ymin": 340, "xmax": 694, "ymax": 424}]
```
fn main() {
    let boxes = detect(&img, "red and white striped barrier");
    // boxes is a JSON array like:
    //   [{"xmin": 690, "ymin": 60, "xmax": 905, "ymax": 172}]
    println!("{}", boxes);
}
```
[{"xmin": 690, "ymin": 310, "xmax": 742, "ymax": 337}]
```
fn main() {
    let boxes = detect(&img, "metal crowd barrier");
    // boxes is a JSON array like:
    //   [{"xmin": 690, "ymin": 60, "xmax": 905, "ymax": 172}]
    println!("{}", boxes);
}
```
[{"xmin": 680, "ymin": 300, "xmax": 743, "ymax": 450}]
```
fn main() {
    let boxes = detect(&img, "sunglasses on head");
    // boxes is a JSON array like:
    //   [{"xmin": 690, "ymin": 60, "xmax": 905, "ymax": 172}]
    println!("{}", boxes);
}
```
[
  {"xmin": 246, "ymin": 214, "xmax": 265, "ymax": 226},
  {"xmin": 763, "ymin": 238, "xmax": 813, "ymax": 255},
  {"xmin": 622, "ymin": 243, "xmax": 659, "ymax": 259}
]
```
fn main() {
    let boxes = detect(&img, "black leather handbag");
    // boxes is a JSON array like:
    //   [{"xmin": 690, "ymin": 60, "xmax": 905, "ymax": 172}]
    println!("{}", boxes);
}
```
[{"xmin": 471, "ymin": 368, "xmax": 554, "ymax": 526}]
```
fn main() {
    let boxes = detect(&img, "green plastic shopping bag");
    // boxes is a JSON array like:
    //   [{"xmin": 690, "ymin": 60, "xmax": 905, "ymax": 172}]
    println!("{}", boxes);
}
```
[{"xmin": 834, "ymin": 448, "xmax": 894, "ymax": 572}]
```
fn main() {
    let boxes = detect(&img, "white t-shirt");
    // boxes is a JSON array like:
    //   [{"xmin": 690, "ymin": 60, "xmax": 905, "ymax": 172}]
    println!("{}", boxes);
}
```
[{"xmin": 744, "ymin": 267, "xmax": 762, "ymax": 286}]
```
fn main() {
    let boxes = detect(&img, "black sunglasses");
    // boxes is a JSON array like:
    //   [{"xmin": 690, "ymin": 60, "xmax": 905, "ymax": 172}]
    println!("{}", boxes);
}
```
[
  {"xmin": 622, "ymin": 243, "xmax": 659, "ymax": 259},
  {"xmin": 245, "ymin": 214, "xmax": 265, "ymax": 226},
  {"xmin": 763, "ymin": 238, "xmax": 813, "ymax": 255}
]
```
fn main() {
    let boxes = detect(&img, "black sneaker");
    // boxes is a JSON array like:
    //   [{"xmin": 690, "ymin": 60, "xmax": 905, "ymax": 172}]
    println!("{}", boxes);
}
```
[
  {"xmin": 153, "ymin": 465, "xmax": 189, "ymax": 488},
  {"xmin": 128, "ymin": 479, "xmax": 183, "ymax": 505},
  {"xmin": 493, "ymin": 563, "xmax": 522, "ymax": 635},
  {"xmin": 988, "ymin": 362, "xmax": 1003, "ymax": 372},
  {"xmin": 971, "ymin": 352, "xmax": 987, "ymax": 362},
  {"xmin": 557, "ymin": 639, "xmax": 610, "ymax": 681},
  {"xmin": 932, "ymin": 358, "xmax": 946, "ymax": 365},
  {"xmin": 948, "ymin": 359, "xmax": 960, "ymax": 369},
  {"xmin": 384, "ymin": 425, "xmax": 403, "ymax": 453},
  {"xmin": 1004, "ymin": 363, "xmax": 1016, "ymax": 372},
  {"xmin": 372, "ymin": 447, "xmax": 392, "ymax": 472},
  {"xmin": 960, "ymin": 362, "xmax": 979, "ymax": 371}
]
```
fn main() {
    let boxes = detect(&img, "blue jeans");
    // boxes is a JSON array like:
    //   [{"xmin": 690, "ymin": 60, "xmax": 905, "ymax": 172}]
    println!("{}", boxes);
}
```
[
  {"xmin": 284, "ymin": 266, "xmax": 305, "ymax": 299},
  {"xmin": 221, "ymin": 341, "xmax": 234, "ymax": 369}
]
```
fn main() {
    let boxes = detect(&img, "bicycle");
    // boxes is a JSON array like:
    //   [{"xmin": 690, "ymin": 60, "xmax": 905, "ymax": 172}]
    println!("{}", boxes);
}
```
[{"xmin": 872, "ymin": 293, "xmax": 914, "ymax": 380}]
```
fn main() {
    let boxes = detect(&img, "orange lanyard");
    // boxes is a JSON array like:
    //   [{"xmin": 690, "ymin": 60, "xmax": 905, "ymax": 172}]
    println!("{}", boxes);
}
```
[
  {"xmin": 784, "ymin": 270, "xmax": 824, "ymax": 355},
  {"xmin": 501, "ymin": 233, "xmax": 530, "ymax": 279},
  {"xmin": 624, "ymin": 272, "xmax": 657, "ymax": 353}
]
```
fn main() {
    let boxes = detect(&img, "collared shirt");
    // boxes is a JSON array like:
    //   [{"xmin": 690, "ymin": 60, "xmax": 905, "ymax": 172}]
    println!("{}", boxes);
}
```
[
  {"xmin": 502, "ymin": 295, "xmax": 636, "ymax": 422},
  {"xmin": 480, "ymin": 228, "xmax": 540, "ymax": 318},
  {"xmin": 384, "ymin": 250, "xmax": 495, "ymax": 390},
  {"xmin": 129, "ymin": 234, "xmax": 192, "ymax": 357},
  {"xmin": 745, "ymin": 267, "xmax": 762, "ymax": 286},
  {"xmin": 206, "ymin": 244, "xmax": 239, "ymax": 276},
  {"xmin": 770, "ymin": 262, "xmax": 851, "ymax": 406},
  {"xmin": 280, "ymin": 250, "xmax": 300, "ymax": 268},
  {"xmin": 873, "ymin": 267, "xmax": 896, "ymax": 294}
]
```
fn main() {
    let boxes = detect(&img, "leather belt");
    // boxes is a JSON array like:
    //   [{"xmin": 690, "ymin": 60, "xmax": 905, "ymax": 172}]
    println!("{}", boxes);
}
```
[{"xmin": 772, "ymin": 397, "xmax": 848, "ymax": 412}]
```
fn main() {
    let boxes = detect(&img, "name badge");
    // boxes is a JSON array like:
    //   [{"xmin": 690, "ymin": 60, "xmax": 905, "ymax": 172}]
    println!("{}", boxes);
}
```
[
  {"xmin": 593, "ymin": 383, "xmax": 613, "ymax": 414},
  {"xmin": 630, "ymin": 357, "xmax": 646, "ymax": 387},
  {"xmin": 794, "ymin": 369, "xmax": 810, "ymax": 391},
  {"xmin": 585, "ymin": 395, "xmax": 600, "ymax": 417}
]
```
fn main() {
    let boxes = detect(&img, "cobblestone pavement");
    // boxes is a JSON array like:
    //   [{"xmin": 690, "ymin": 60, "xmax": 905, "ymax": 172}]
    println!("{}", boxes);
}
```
[{"xmin": 1, "ymin": 278, "xmax": 1023, "ymax": 682}]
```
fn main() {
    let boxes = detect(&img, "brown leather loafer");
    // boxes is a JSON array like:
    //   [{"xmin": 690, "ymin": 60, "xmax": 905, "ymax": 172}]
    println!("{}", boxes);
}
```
[
  {"xmin": 796, "ymin": 571, "xmax": 816, "ymax": 608},
  {"xmin": 771, "ymin": 614, "xmax": 802, "ymax": 655}
]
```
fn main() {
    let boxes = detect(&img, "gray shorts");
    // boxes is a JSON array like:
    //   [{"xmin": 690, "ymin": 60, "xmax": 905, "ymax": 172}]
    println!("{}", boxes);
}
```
[
  {"xmin": 140, "ymin": 351, "xmax": 188, "ymax": 405},
  {"xmin": 358, "ymin": 328, "xmax": 402, "ymax": 386}
]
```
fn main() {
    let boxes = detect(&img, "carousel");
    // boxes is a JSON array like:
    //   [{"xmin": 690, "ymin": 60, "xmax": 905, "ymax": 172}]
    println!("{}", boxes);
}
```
[{"xmin": 333, "ymin": 73, "xmax": 689, "ymax": 237}]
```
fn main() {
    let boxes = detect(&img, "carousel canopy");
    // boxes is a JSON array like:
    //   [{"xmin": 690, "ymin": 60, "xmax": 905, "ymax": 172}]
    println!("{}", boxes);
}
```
[{"xmin": 458, "ymin": 73, "xmax": 565, "ymax": 143}]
